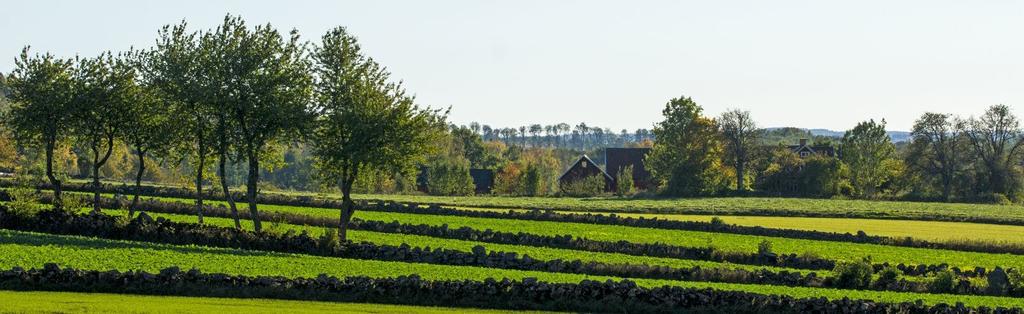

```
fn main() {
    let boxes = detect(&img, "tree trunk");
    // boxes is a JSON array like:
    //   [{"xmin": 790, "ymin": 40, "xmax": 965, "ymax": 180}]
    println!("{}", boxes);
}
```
[
  {"xmin": 88, "ymin": 134, "xmax": 116, "ymax": 213},
  {"xmin": 216, "ymin": 117, "xmax": 242, "ymax": 229},
  {"xmin": 219, "ymin": 151, "xmax": 242, "ymax": 229},
  {"xmin": 129, "ymin": 149, "xmax": 146, "ymax": 217},
  {"xmin": 247, "ymin": 151, "xmax": 262, "ymax": 232},
  {"xmin": 338, "ymin": 175, "xmax": 356, "ymax": 242},
  {"xmin": 736, "ymin": 160, "xmax": 745, "ymax": 195},
  {"xmin": 195, "ymin": 123, "xmax": 206, "ymax": 224},
  {"xmin": 45, "ymin": 140, "xmax": 63, "ymax": 211},
  {"xmin": 92, "ymin": 157, "xmax": 101, "ymax": 213}
]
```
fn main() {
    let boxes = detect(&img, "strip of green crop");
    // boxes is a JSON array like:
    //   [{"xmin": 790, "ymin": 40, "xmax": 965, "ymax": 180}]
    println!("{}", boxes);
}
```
[
  {"xmin": 0, "ymin": 290, "xmax": 550, "ymax": 314},
  {"xmin": 111, "ymin": 194, "xmax": 1024, "ymax": 270},
  {"xmin": 112, "ymin": 209, "xmax": 822, "ymax": 276},
  {"xmin": 0, "ymin": 229, "xmax": 1020, "ymax": 308}
]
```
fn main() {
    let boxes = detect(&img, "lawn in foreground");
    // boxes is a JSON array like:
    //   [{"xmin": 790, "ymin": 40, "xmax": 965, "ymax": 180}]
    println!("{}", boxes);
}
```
[
  {"xmin": 0, "ymin": 290, "xmax": 546, "ymax": 314},
  {"xmin": 0, "ymin": 229, "xmax": 1022, "ymax": 308}
]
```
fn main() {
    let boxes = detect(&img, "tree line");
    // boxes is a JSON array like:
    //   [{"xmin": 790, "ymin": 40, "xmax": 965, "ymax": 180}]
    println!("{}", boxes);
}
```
[
  {"xmin": 469, "ymin": 122, "xmax": 654, "ymax": 150},
  {"xmin": 2, "ymin": 15, "xmax": 446, "ymax": 240},
  {"xmin": 647, "ymin": 95, "xmax": 1024, "ymax": 203}
]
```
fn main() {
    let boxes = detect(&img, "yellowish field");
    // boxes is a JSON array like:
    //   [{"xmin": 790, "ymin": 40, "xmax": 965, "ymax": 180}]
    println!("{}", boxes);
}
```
[{"xmin": 456, "ymin": 207, "xmax": 1024, "ymax": 245}]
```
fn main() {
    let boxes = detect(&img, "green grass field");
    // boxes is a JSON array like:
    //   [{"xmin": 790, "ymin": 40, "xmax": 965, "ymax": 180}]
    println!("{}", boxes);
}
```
[
  {"xmin": 116, "ymin": 196, "xmax": 1024, "ymax": 270},
  {"xmin": 228, "ymin": 202, "xmax": 1024, "ymax": 270},
  {"xmin": 2, "ymin": 229, "xmax": 1022, "ymax": 308},
  {"xmin": 0, "ymin": 290, "xmax": 547, "ymax": 314}
]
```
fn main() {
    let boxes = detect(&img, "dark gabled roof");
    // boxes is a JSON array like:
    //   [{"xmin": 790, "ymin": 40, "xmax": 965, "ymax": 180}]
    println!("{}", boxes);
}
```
[{"xmin": 559, "ymin": 154, "xmax": 613, "ymax": 181}]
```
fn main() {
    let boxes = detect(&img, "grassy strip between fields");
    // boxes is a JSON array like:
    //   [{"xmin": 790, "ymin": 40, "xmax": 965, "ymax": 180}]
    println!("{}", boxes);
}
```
[
  {"xmin": 113, "ymin": 194, "xmax": 1024, "ymax": 270},
  {"xmin": 1, "ymin": 229, "xmax": 1021, "ymax": 308},
  {"xmin": 0, "ymin": 290, "xmax": 549, "ymax": 314}
]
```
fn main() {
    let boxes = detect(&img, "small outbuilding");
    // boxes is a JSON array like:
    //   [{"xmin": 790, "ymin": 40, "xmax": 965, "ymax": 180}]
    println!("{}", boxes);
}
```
[
  {"xmin": 604, "ymin": 147, "xmax": 653, "ymax": 190},
  {"xmin": 558, "ymin": 155, "xmax": 614, "ymax": 192}
]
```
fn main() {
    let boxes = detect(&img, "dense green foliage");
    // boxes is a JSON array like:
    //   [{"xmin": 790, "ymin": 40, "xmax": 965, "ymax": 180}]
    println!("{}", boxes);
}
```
[
  {"xmin": 5, "ymin": 48, "xmax": 77, "ymax": 209},
  {"xmin": 309, "ymin": 26, "xmax": 445, "ymax": 240},
  {"xmin": 647, "ymin": 96, "xmax": 729, "ymax": 196},
  {"xmin": 558, "ymin": 174, "xmax": 605, "ymax": 197},
  {"xmin": 425, "ymin": 156, "xmax": 474, "ymax": 196},
  {"xmin": 842, "ymin": 119, "xmax": 901, "ymax": 198}
]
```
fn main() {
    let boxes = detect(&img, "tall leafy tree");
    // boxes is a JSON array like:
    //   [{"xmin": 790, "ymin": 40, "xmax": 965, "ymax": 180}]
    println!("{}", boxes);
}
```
[
  {"xmin": 841, "ymin": 119, "xmax": 898, "ymax": 198},
  {"xmin": 200, "ymin": 17, "xmax": 246, "ymax": 228},
  {"xmin": 311, "ymin": 27, "xmax": 445, "ymax": 241},
  {"xmin": 123, "ymin": 51, "xmax": 179, "ymax": 217},
  {"xmin": 646, "ymin": 95, "xmax": 728, "ymax": 196},
  {"xmin": 963, "ymin": 104, "xmax": 1024, "ymax": 198},
  {"xmin": 719, "ymin": 109, "xmax": 760, "ymax": 192},
  {"xmin": 5, "ymin": 47, "xmax": 76, "ymax": 209},
  {"xmin": 71, "ymin": 52, "xmax": 134, "ymax": 213},
  {"xmin": 146, "ymin": 21, "xmax": 212, "ymax": 223},
  {"xmin": 907, "ymin": 112, "xmax": 966, "ymax": 201},
  {"xmin": 218, "ymin": 16, "xmax": 313, "ymax": 232}
]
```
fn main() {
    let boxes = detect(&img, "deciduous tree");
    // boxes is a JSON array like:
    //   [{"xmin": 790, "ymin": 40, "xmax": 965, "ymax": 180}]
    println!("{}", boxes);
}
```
[
  {"xmin": 205, "ymin": 16, "xmax": 313, "ymax": 232},
  {"xmin": 310, "ymin": 27, "xmax": 446, "ymax": 241},
  {"xmin": 122, "ymin": 51, "xmax": 179, "ymax": 217},
  {"xmin": 719, "ymin": 109, "xmax": 759, "ymax": 192},
  {"xmin": 5, "ymin": 48, "xmax": 77, "ymax": 209},
  {"xmin": 907, "ymin": 112, "xmax": 967, "ymax": 201},
  {"xmin": 963, "ymin": 105, "xmax": 1024, "ymax": 199},
  {"xmin": 841, "ymin": 119, "xmax": 898, "ymax": 198},
  {"xmin": 146, "ymin": 21, "xmax": 212, "ymax": 223},
  {"xmin": 71, "ymin": 53, "xmax": 135, "ymax": 213},
  {"xmin": 646, "ymin": 95, "xmax": 728, "ymax": 196}
]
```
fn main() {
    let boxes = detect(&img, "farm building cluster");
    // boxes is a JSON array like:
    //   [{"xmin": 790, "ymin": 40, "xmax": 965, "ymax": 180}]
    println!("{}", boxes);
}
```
[{"xmin": 415, "ymin": 139, "xmax": 833, "ymax": 194}]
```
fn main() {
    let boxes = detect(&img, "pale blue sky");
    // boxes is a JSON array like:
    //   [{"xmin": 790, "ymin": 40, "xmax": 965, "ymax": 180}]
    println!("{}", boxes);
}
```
[{"xmin": 2, "ymin": 0, "xmax": 1022, "ymax": 131}]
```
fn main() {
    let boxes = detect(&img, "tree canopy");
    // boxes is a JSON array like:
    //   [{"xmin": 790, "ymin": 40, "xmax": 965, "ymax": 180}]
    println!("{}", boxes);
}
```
[
  {"xmin": 646, "ymin": 95, "xmax": 729, "ymax": 196},
  {"xmin": 310, "ymin": 26, "xmax": 446, "ymax": 240}
]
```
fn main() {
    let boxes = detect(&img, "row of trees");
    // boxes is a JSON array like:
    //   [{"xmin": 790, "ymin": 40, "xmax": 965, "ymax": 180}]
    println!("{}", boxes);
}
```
[
  {"xmin": 474, "ymin": 122, "xmax": 654, "ymax": 150},
  {"xmin": 649, "ymin": 95, "xmax": 1024, "ymax": 203},
  {"xmin": 4, "ymin": 16, "xmax": 446, "ymax": 240}
]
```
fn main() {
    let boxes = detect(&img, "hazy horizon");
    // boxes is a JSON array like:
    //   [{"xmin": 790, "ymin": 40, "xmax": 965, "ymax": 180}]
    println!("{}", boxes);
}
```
[{"xmin": 3, "ymin": 0, "xmax": 1021, "ymax": 131}]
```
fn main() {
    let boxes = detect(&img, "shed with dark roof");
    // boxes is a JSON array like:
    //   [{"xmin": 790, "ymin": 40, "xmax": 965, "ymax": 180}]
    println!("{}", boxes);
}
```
[{"xmin": 604, "ymin": 147, "xmax": 653, "ymax": 190}]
